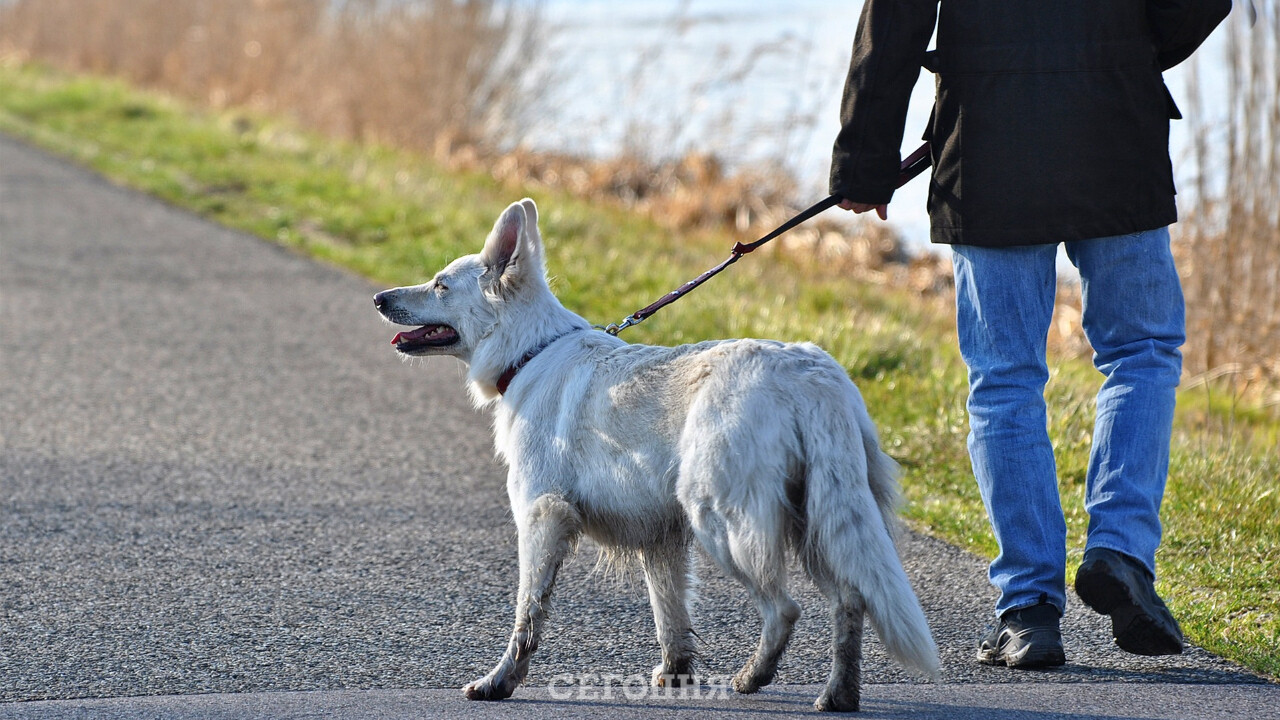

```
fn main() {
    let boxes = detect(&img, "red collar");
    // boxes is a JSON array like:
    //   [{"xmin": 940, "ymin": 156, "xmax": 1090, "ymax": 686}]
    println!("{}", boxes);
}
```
[{"xmin": 495, "ymin": 331, "xmax": 579, "ymax": 395}]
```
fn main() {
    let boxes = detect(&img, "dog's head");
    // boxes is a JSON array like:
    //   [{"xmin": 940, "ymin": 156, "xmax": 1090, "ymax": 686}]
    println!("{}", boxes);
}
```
[{"xmin": 374, "ymin": 198, "xmax": 550, "ymax": 364}]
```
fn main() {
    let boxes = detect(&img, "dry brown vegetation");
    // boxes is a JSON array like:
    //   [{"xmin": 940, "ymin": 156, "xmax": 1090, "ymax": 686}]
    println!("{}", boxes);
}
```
[
  {"xmin": 0, "ymin": 0, "xmax": 543, "ymax": 150},
  {"xmin": 1180, "ymin": 6, "xmax": 1280, "ymax": 401}
]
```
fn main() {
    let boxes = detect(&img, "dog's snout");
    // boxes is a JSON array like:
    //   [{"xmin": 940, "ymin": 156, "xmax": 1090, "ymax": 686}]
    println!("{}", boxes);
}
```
[{"xmin": 374, "ymin": 291, "xmax": 390, "ymax": 310}]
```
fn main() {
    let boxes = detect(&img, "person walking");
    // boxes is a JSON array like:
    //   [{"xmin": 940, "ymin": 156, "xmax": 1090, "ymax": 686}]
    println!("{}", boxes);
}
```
[{"xmin": 830, "ymin": 0, "xmax": 1232, "ymax": 667}]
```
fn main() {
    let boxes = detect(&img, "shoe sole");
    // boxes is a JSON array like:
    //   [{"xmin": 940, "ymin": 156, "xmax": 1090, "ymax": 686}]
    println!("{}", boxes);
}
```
[
  {"xmin": 1076, "ymin": 564, "xmax": 1183, "ymax": 656},
  {"xmin": 976, "ymin": 631, "xmax": 1066, "ymax": 669},
  {"xmin": 976, "ymin": 644, "xmax": 1066, "ymax": 669}
]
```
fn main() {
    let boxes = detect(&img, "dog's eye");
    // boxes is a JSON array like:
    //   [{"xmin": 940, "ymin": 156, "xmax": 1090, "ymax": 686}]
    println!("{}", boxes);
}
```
[{"xmin": 435, "ymin": 281, "xmax": 448, "ymax": 293}]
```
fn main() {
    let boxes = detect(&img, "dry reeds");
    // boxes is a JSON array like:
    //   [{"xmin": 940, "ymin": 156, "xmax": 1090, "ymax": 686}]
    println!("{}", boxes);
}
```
[
  {"xmin": 0, "ymin": 0, "xmax": 543, "ymax": 153},
  {"xmin": 1181, "ymin": 3, "xmax": 1280, "ymax": 398}
]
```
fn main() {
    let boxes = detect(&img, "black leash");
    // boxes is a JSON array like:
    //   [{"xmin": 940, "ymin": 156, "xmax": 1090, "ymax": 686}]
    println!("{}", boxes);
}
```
[{"xmin": 604, "ymin": 142, "xmax": 932, "ymax": 335}]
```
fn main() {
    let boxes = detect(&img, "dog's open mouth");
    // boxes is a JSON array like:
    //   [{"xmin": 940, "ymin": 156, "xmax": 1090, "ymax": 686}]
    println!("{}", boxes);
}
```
[{"xmin": 392, "ymin": 324, "xmax": 459, "ymax": 354}]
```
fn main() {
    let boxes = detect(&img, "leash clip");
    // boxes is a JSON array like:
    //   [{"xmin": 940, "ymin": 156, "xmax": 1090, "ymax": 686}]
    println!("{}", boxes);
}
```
[{"xmin": 603, "ymin": 315, "xmax": 643, "ymax": 336}]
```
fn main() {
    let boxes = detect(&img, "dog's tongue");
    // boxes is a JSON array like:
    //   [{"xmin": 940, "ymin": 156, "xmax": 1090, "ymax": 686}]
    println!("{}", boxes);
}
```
[{"xmin": 392, "ymin": 326, "xmax": 434, "ymax": 346}]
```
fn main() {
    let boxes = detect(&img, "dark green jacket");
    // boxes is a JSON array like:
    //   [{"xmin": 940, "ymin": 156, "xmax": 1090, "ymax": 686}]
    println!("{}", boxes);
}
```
[{"xmin": 830, "ymin": 0, "xmax": 1232, "ymax": 246}]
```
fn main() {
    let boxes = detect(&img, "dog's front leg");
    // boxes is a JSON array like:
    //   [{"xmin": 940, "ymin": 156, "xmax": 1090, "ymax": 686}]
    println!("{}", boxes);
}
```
[
  {"xmin": 640, "ymin": 543, "xmax": 697, "ymax": 687},
  {"xmin": 464, "ymin": 494, "xmax": 582, "ymax": 701}
]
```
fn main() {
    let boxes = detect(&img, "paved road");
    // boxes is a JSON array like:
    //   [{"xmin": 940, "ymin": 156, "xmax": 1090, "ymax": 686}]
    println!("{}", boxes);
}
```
[{"xmin": 0, "ymin": 133, "xmax": 1274, "ymax": 718}]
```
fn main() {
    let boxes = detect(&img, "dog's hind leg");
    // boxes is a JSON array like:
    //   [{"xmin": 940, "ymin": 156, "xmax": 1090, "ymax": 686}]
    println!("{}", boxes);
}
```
[
  {"xmin": 464, "ymin": 494, "xmax": 582, "ymax": 701},
  {"xmin": 816, "ymin": 596, "xmax": 866, "ymax": 712},
  {"xmin": 688, "ymin": 504, "xmax": 800, "ymax": 695},
  {"xmin": 805, "ymin": 554, "xmax": 866, "ymax": 713},
  {"xmin": 639, "ymin": 542, "xmax": 697, "ymax": 687},
  {"xmin": 731, "ymin": 565, "xmax": 800, "ymax": 694}
]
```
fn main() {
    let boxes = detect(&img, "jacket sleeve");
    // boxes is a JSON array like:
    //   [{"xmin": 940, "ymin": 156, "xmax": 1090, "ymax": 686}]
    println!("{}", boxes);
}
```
[
  {"xmin": 1146, "ymin": 0, "xmax": 1233, "ymax": 70},
  {"xmin": 829, "ymin": 0, "xmax": 938, "ymax": 205}
]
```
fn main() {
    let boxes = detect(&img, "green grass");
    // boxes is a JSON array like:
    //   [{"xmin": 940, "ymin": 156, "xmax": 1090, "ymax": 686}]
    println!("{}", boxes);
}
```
[{"xmin": 1, "ymin": 62, "xmax": 1276, "ymax": 680}]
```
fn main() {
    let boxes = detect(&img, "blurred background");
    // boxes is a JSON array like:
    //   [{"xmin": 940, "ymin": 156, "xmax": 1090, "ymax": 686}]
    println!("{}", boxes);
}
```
[{"xmin": 0, "ymin": 0, "xmax": 1276, "ymax": 393}]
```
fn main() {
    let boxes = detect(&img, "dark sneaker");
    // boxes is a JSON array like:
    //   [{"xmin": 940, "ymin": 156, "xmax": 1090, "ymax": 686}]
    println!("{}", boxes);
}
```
[
  {"xmin": 977, "ymin": 602, "xmax": 1066, "ymax": 668},
  {"xmin": 1075, "ymin": 547, "xmax": 1183, "ymax": 656}
]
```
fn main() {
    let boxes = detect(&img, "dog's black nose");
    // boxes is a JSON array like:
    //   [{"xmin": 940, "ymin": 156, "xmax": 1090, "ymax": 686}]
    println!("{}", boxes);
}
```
[{"xmin": 374, "ymin": 291, "xmax": 388, "ymax": 309}]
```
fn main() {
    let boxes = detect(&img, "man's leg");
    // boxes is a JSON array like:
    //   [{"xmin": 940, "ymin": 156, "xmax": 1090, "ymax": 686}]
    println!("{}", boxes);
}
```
[
  {"xmin": 1066, "ymin": 228, "xmax": 1185, "ymax": 655},
  {"xmin": 952, "ymin": 243, "xmax": 1066, "ymax": 617}
]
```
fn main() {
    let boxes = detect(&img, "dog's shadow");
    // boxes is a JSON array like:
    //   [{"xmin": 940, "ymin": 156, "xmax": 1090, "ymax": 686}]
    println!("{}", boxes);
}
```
[{"xmin": 503, "ymin": 683, "xmax": 1185, "ymax": 719}]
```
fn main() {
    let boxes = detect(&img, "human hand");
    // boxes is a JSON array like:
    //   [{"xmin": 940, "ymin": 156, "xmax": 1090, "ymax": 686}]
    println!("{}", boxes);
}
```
[{"xmin": 837, "ymin": 199, "xmax": 888, "ymax": 221}]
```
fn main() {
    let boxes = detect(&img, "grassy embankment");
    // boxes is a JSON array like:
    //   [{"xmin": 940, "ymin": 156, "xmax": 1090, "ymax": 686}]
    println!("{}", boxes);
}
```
[{"xmin": 0, "ymin": 63, "xmax": 1275, "ymax": 679}]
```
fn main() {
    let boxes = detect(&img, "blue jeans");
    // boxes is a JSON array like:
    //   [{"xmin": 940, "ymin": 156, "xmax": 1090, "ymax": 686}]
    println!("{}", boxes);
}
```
[{"xmin": 951, "ymin": 228, "xmax": 1185, "ymax": 617}]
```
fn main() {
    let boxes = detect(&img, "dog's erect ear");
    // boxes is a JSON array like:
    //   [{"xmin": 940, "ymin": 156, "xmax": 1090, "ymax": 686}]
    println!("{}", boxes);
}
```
[
  {"xmin": 517, "ymin": 197, "xmax": 547, "ymax": 260},
  {"xmin": 480, "ymin": 202, "xmax": 526, "ymax": 280},
  {"xmin": 519, "ymin": 198, "xmax": 539, "ymax": 233}
]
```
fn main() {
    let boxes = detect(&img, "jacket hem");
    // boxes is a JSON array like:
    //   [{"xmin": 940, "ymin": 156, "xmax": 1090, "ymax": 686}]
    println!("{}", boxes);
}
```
[{"xmin": 929, "ymin": 209, "xmax": 1178, "ymax": 247}]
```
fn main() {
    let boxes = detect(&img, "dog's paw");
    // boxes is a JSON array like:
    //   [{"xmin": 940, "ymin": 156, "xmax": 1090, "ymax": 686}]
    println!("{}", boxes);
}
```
[
  {"xmin": 463, "ymin": 674, "xmax": 516, "ymax": 701},
  {"xmin": 651, "ymin": 663, "xmax": 696, "ymax": 688},
  {"xmin": 732, "ymin": 657, "xmax": 782, "ymax": 695},
  {"xmin": 731, "ymin": 667, "xmax": 764, "ymax": 694},
  {"xmin": 814, "ymin": 686, "xmax": 860, "ymax": 713}
]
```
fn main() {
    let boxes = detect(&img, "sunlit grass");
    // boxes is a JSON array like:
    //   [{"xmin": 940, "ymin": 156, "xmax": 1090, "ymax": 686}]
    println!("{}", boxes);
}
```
[{"xmin": 1, "ymin": 62, "xmax": 1275, "ymax": 680}]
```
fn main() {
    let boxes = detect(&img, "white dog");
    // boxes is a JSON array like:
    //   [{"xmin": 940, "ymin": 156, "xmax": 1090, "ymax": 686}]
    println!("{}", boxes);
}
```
[{"xmin": 374, "ymin": 199, "xmax": 939, "ymax": 712}]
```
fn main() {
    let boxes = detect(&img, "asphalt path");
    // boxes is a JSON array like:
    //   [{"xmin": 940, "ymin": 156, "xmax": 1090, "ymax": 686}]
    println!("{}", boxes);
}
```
[{"xmin": 0, "ymin": 133, "xmax": 1274, "ymax": 718}]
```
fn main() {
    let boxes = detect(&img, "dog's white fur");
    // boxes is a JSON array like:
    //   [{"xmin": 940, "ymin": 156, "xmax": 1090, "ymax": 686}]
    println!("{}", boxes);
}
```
[{"xmin": 375, "ymin": 199, "xmax": 939, "ymax": 712}]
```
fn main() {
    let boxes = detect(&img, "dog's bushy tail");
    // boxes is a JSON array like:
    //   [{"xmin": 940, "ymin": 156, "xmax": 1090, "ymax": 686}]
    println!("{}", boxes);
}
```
[{"xmin": 803, "ymin": 388, "xmax": 940, "ymax": 681}]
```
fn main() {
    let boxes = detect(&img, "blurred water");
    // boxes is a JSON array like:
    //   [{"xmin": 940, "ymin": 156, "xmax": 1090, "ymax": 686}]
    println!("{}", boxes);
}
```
[
  {"xmin": 526, "ymin": 0, "xmax": 932, "ymax": 232},
  {"xmin": 533, "ymin": 0, "xmax": 1227, "ymax": 249}
]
